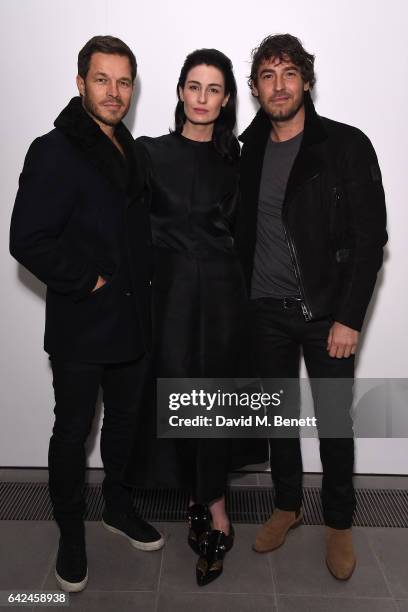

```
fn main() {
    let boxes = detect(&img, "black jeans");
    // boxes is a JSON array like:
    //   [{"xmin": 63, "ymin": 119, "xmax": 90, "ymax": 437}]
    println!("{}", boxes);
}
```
[
  {"xmin": 250, "ymin": 298, "xmax": 356, "ymax": 529},
  {"xmin": 48, "ymin": 356, "xmax": 148, "ymax": 536}
]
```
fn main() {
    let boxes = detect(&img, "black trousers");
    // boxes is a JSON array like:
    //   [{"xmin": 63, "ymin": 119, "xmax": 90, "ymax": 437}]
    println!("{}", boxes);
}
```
[
  {"xmin": 48, "ymin": 356, "xmax": 148, "ymax": 536},
  {"xmin": 250, "ymin": 298, "xmax": 356, "ymax": 529}
]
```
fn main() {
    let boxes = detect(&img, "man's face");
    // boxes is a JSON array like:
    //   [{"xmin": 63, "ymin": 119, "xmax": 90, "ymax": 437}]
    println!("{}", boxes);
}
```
[
  {"xmin": 76, "ymin": 52, "xmax": 134, "ymax": 127},
  {"xmin": 252, "ymin": 56, "xmax": 309, "ymax": 122}
]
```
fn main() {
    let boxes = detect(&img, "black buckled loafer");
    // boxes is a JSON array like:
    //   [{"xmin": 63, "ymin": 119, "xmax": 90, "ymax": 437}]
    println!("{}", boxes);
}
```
[
  {"xmin": 187, "ymin": 503, "xmax": 211, "ymax": 554},
  {"xmin": 196, "ymin": 526, "xmax": 234, "ymax": 586}
]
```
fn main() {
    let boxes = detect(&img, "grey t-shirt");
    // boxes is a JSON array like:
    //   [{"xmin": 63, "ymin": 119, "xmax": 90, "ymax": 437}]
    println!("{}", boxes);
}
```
[{"xmin": 251, "ymin": 132, "xmax": 303, "ymax": 299}]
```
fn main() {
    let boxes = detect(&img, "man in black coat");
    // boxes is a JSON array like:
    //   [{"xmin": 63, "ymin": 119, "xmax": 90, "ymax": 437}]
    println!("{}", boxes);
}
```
[
  {"xmin": 235, "ymin": 34, "xmax": 387, "ymax": 579},
  {"xmin": 10, "ymin": 35, "xmax": 163, "ymax": 593}
]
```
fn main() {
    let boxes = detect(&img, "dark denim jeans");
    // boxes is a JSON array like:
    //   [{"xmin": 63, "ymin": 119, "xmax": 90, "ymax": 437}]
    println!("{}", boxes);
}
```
[
  {"xmin": 249, "ymin": 298, "xmax": 356, "ymax": 529},
  {"xmin": 48, "ymin": 356, "xmax": 148, "ymax": 537}
]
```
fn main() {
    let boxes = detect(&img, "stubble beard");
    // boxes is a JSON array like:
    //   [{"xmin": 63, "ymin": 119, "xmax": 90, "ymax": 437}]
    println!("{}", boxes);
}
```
[
  {"xmin": 82, "ymin": 90, "xmax": 126, "ymax": 127},
  {"xmin": 264, "ymin": 94, "xmax": 304, "ymax": 123}
]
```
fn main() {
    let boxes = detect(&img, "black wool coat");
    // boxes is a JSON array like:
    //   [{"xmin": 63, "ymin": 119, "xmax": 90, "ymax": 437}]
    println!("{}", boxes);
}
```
[
  {"xmin": 10, "ymin": 97, "xmax": 151, "ymax": 362},
  {"xmin": 235, "ymin": 92, "xmax": 388, "ymax": 331}
]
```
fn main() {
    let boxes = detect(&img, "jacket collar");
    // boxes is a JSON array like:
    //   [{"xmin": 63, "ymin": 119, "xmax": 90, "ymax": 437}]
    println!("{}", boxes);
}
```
[
  {"xmin": 239, "ymin": 92, "xmax": 328, "ymax": 201},
  {"xmin": 54, "ymin": 96, "xmax": 142, "ymax": 200}
]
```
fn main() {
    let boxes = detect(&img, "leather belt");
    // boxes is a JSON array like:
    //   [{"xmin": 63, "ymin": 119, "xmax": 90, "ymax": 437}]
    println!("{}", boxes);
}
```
[{"xmin": 281, "ymin": 296, "xmax": 303, "ymax": 310}]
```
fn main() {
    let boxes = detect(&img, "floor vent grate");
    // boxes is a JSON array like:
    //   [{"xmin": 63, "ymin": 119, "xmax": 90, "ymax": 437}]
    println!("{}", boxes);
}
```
[{"xmin": 0, "ymin": 482, "xmax": 407, "ymax": 527}]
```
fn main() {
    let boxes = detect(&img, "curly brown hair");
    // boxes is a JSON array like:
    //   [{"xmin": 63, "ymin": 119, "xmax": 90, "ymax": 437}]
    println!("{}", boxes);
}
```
[{"xmin": 248, "ymin": 33, "xmax": 315, "ymax": 90}]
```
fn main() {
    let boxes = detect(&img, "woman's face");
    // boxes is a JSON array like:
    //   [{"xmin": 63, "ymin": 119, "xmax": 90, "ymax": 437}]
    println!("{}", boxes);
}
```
[{"xmin": 179, "ymin": 64, "xmax": 229, "ymax": 127}]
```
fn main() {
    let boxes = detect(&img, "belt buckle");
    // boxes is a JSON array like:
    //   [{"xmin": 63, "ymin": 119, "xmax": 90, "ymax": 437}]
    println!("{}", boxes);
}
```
[{"xmin": 283, "ymin": 296, "xmax": 302, "ymax": 310}]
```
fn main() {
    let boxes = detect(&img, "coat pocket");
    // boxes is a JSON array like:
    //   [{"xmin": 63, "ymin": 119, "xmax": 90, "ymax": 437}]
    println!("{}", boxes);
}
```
[{"xmin": 329, "ymin": 184, "xmax": 354, "ymax": 253}]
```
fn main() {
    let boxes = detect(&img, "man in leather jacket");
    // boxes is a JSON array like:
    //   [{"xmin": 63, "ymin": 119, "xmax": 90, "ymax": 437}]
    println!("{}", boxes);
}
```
[{"xmin": 235, "ymin": 34, "xmax": 387, "ymax": 579}]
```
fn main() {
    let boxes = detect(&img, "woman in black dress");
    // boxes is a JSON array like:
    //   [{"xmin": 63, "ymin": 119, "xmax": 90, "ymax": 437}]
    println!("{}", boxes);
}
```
[{"xmin": 133, "ymin": 49, "xmax": 265, "ymax": 585}]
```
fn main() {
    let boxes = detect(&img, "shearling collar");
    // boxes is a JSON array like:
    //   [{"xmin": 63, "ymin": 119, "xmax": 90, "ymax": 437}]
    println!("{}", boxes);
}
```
[
  {"xmin": 54, "ymin": 96, "xmax": 142, "ymax": 200},
  {"xmin": 239, "ymin": 91, "xmax": 327, "ymax": 148},
  {"xmin": 238, "ymin": 91, "xmax": 328, "ymax": 203}
]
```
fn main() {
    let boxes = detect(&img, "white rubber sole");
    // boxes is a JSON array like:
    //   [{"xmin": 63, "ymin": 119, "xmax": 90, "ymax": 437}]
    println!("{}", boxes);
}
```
[
  {"xmin": 102, "ymin": 519, "xmax": 164, "ymax": 551},
  {"xmin": 55, "ymin": 569, "xmax": 88, "ymax": 592}
]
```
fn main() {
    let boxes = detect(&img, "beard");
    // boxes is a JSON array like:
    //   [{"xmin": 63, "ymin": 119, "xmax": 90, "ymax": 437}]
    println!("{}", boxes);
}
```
[
  {"xmin": 82, "ymin": 90, "xmax": 126, "ymax": 127},
  {"xmin": 265, "ymin": 93, "xmax": 304, "ymax": 123}
]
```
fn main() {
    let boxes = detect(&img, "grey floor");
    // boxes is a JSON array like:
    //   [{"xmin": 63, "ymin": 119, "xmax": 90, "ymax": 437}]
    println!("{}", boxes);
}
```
[{"xmin": 1, "ymin": 469, "xmax": 408, "ymax": 612}]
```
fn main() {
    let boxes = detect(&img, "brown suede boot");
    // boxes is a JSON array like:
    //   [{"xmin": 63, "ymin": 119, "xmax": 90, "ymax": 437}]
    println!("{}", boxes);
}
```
[
  {"xmin": 253, "ymin": 508, "xmax": 303, "ymax": 553},
  {"xmin": 325, "ymin": 527, "xmax": 356, "ymax": 580}
]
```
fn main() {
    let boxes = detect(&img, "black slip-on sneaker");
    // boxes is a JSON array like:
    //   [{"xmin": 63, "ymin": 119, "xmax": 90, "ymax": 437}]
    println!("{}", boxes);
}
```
[
  {"xmin": 55, "ymin": 538, "xmax": 88, "ymax": 592},
  {"xmin": 102, "ymin": 509, "xmax": 164, "ymax": 551}
]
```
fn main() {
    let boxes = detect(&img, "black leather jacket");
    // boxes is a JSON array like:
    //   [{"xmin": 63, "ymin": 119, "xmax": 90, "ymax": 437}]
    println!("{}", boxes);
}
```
[{"xmin": 235, "ymin": 92, "xmax": 387, "ymax": 331}]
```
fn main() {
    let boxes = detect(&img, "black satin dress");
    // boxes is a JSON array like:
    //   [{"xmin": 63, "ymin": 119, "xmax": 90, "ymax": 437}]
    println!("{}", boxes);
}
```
[{"xmin": 127, "ymin": 133, "xmax": 266, "ymax": 502}]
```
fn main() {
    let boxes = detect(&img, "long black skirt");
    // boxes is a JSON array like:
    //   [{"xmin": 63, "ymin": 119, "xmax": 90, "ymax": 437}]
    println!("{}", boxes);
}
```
[{"xmin": 125, "ymin": 248, "xmax": 267, "ymax": 502}]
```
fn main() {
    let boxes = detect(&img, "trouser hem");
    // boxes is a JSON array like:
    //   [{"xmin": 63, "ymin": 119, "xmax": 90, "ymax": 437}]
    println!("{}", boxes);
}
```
[
  {"xmin": 274, "ymin": 495, "xmax": 303, "ymax": 513},
  {"xmin": 324, "ymin": 517, "xmax": 354, "ymax": 529}
]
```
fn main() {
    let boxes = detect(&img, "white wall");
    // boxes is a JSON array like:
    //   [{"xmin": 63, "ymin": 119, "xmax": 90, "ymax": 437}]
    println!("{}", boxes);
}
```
[{"xmin": 1, "ymin": 0, "xmax": 407, "ymax": 471}]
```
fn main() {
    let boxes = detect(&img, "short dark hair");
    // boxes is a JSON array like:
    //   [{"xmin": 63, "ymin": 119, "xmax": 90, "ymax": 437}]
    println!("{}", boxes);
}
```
[
  {"xmin": 248, "ymin": 33, "xmax": 315, "ymax": 90},
  {"xmin": 78, "ymin": 35, "xmax": 137, "ymax": 82},
  {"xmin": 174, "ymin": 48, "xmax": 239, "ymax": 162}
]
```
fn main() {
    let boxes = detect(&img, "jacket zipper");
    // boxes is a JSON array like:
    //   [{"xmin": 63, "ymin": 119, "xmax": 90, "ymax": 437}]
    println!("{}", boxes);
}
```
[
  {"xmin": 281, "ymin": 177, "xmax": 319, "ymax": 322},
  {"xmin": 281, "ymin": 217, "xmax": 312, "ymax": 321}
]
